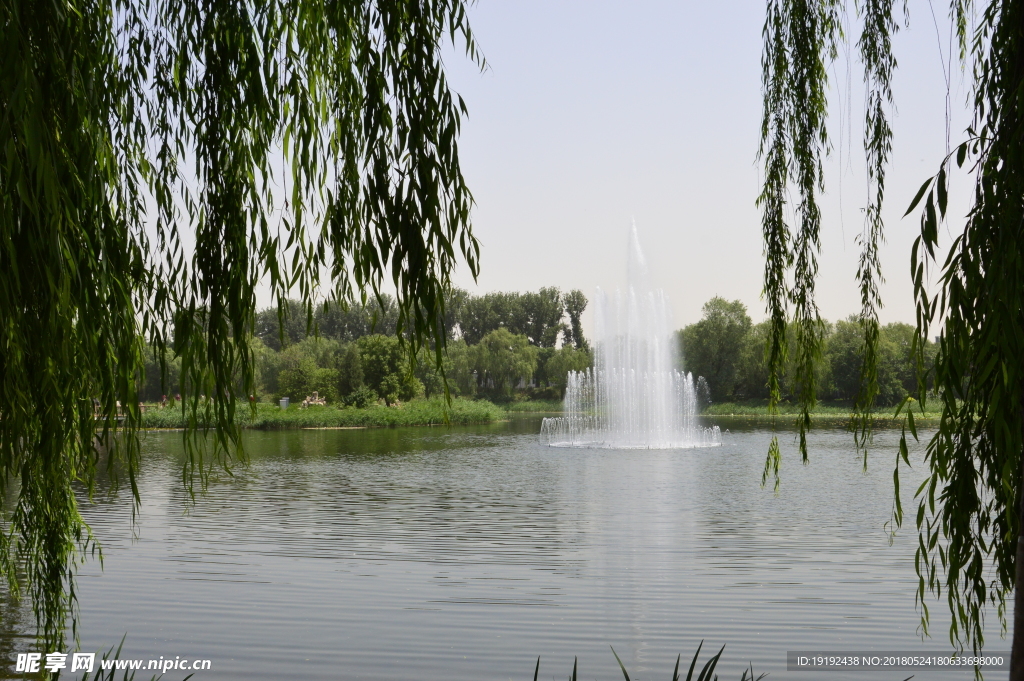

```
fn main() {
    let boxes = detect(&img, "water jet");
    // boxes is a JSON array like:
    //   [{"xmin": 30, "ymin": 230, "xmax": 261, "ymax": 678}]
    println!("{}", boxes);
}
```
[{"xmin": 540, "ymin": 224, "xmax": 721, "ymax": 449}]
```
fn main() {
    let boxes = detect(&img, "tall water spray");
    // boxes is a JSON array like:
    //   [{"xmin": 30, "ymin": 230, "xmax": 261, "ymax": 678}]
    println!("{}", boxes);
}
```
[{"xmin": 540, "ymin": 225, "xmax": 721, "ymax": 449}]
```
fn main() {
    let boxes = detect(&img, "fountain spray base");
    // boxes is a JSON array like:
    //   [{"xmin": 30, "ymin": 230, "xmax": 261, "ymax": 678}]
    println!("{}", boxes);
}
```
[
  {"xmin": 544, "ymin": 442, "xmax": 723, "ymax": 450},
  {"xmin": 540, "ymin": 415, "xmax": 722, "ymax": 450}
]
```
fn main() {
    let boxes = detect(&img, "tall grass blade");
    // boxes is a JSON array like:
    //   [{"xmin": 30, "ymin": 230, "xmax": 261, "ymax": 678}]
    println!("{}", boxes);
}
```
[
  {"xmin": 610, "ymin": 646, "xmax": 632, "ymax": 681},
  {"xmin": 672, "ymin": 653, "xmax": 681, "ymax": 681},
  {"xmin": 534, "ymin": 656, "xmax": 540, "ymax": 681},
  {"xmin": 739, "ymin": 663, "xmax": 768, "ymax": 681},
  {"xmin": 571, "ymin": 656, "xmax": 577, "ymax": 681},
  {"xmin": 685, "ymin": 640, "xmax": 705, "ymax": 681},
  {"xmin": 77, "ymin": 634, "xmax": 177, "ymax": 681},
  {"xmin": 696, "ymin": 644, "xmax": 726, "ymax": 681}
]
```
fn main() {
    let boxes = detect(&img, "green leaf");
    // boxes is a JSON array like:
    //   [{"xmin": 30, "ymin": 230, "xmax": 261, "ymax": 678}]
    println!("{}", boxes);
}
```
[
  {"xmin": 899, "ymin": 435, "xmax": 911, "ymax": 467},
  {"xmin": 904, "ymin": 177, "xmax": 933, "ymax": 216},
  {"xmin": 893, "ymin": 464, "xmax": 904, "ymax": 526},
  {"xmin": 610, "ymin": 647, "xmax": 632, "ymax": 681},
  {"xmin": 685, "ymin": 641, "xmax": 704, "ymax": 681},
  {"xmin": 924, "ymin": 195, "xmax": 938, "ymax": 244},
  {"xmin": 696, "ymin": 644, "xmax": 726, "ymax": 681},
  {"xmin": 937, "ymin": 165, "xmax": 948, "ymax": 218}
]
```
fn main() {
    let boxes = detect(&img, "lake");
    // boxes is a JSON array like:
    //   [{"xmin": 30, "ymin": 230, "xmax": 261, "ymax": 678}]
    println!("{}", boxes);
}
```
[{"xmin": 1, "ymin": 417, "xmax": 1002, "ymax": 680}]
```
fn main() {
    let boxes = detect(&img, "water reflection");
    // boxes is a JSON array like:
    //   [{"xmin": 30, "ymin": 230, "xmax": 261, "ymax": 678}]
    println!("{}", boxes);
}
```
[{"xmin": 0, "ymin": 419, "xmax": 995, "ymax": 680}]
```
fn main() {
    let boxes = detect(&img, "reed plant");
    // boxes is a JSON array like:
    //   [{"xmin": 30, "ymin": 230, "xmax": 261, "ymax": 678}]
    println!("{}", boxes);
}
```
[
  {"xmin": 73, "ymin": 638, "xmax": 181, "ymax": 681},
  {"xmin": 69, "ymin": 638, "xmax": 767, "ymax": 681},
  {"xmin": 531, "ymin": 643, "xmax": 767, "ymax": 681}
]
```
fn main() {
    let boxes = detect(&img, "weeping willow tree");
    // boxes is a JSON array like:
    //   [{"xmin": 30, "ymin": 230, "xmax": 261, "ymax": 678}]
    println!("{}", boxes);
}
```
[
  {"xmin": 0, "ymin": 0, "xmax": 482, "ymax": 653},
  {"xmin": 759, "ymin": 0, "xmax": 1024, "ymax": 676}
]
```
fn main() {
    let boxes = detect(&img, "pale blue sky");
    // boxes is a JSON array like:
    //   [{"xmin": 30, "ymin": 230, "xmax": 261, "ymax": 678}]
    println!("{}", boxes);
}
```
[{"xmin": 443, "ymin": 0, "xmax": 974, "ymax": 330}]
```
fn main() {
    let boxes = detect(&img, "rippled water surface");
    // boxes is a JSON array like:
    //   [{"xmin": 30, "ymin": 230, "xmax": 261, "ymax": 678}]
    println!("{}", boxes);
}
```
[{"xmin": 2, "ymin": 418, "xmax": 1000, "ymax": 680}]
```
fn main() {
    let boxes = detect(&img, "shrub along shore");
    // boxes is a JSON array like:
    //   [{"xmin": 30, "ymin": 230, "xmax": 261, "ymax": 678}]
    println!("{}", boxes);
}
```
[
  {"xmin": 704, "ymin": 400, "xmax": 940, "ymax": 420},
  {"xmin": 140, "ymin": 398, "xmax": 507, "ymax": 430}
]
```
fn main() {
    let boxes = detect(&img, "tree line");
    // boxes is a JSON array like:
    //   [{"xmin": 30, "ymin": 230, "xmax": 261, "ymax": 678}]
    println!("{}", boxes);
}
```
[
  {"xmin": 145, "ymin": 292, "xmax": 936, "ymax": 411},
  {"xmin": 679, "ymin": 297, "xmax": 937, "ymax": 408},
  {"xmin": 141, "ymin": 288, "xmax": 592, "ymax": 405}
]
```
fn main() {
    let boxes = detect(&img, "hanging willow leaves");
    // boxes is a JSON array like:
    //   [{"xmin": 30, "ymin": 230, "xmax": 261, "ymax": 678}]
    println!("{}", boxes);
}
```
[
  {"xmin": 760, "ymin": 0, "xmax": 1024, "ymax": 676},
  {"xmin": 897, "ymin": 1, "xmax": 1024, "ymax": 672},
  {"xmin": 0, "ymin": 0, "xmax": 482, "ymax": 653},
  {"xmin": 757, "ymin": 0, "xmax": 840, "ymax": 486},
  {"xmin": 851, "ymin": 0, "xmax": 898, "ymax": 457}
]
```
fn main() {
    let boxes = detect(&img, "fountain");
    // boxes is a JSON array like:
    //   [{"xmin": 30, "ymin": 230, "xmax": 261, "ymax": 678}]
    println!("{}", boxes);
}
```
[{"xmin": 540, "ymin": 224, "xmax": 721, "ymax": 449}]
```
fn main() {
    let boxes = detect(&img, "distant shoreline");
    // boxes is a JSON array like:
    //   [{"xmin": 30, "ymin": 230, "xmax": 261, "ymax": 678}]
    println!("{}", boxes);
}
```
[
  {"xmin": 703, "ymin": 401, "xmax": 939, "ymax": 421},
  {"xmin": 139, "ymin": 398, "xmax": 507, "ymax": 430},
  {"xmin": 137, "ymin": 397, "xmax": 939, "ymax": 431}
]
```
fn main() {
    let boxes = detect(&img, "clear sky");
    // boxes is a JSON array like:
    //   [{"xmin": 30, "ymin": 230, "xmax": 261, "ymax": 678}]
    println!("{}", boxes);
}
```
[{"xmin": 442, "ymin": 0, "xmax": 975, "ymax": 331}]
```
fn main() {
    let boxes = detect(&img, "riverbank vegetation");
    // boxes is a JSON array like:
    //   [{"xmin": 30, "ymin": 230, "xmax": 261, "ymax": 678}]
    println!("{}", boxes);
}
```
[
  {"xmin": 141, "ymin": 399, "xmax": 505, "ymax": 430},
  {"xmin": 704, "ymin": 402, "xmax": 940, "ymax": 421}
]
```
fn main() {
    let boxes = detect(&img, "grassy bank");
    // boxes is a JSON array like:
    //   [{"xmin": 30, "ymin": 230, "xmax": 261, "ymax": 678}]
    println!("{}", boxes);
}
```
[
  {"xmin": 503, "ymin": 399, "xmax": 563, "ymax": 413},
  {"xmin": 141, "ymin": 398, "xmax": 506, "ymax": 430},
  {"xmin": 704, "ymin": 400, "xmax": 940, "ymax": 420},
  {"xmin": 148, "ymin": 396, "xmax": 939, "ymax": 430}
]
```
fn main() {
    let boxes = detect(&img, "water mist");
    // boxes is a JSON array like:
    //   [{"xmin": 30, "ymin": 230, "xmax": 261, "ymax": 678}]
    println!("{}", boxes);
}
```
[{"xmin": 540, "ymin": 224, "xmax": 721, "ymax": 449}]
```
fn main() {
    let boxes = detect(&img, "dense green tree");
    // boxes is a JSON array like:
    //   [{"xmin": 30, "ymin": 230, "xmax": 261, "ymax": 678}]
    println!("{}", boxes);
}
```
[
  {"xmin": 520, "ymin": 287, "xmax": 566, "ymax": 347},
  {"xmin": 253, "ymin": 337, "xmax": 283, "ymax": 399},
  {"xmin": 826, "ymin": 318, "xmax": 911, "ymax": 406},
  {"xmin": 278, "ymin": 359, "xmax": 340, "ymax": 404},
  {"xmin": 255, "ymin": 300, "xmax": 310, "ymax": 352},
  {"xmin": 562, "ymin": 289, "xmax": 589, "ymax": 351},
  {"xmin": 678, "ymin": 298, "xmax": 753, "ymax": 402},
  {"xmin": 678, "ymin": 306, "xmax": 924, "ymax": 407},
  {"xmin": 412, "ymin": 341, "xmax": 476, "ymax": 399},
  {"xmin": 442, "ymin": 288, "xmax": 471, "ymax": 341},
  {"xmin": 444, "ymin": 340, "xmax": 478, "ymax": 398},
  {"xmin": 759, "ymin": 0, "xmax": 1024, "ymax": 668},
  {"xmin": 255, "ymin": 297, "xmax": 401, "ymax": 350},
  {"xmin": 455, "ymin": 288, "xmax": 580, "ymax": 348},
  {"xmin": 357, "ymin": 335, "xmax": 423, "ymax": 406},
  {"xmin": 732, "ymin": 320, "xmax": 830, "ymax": 403},
  {"xmin": 414, "ymin": 356, "xmax": 446, "ymax": 399},
  {"xmin": 0, "ymin": 0, "xmax": 482, "ymax": 648},
  {"xmin": 243, "ymin": 288, "xmax": 594, "ymax": 403},
  {"xmin": 140, "ymin": 347, "xmax": 182, "ymax": 403},
  {"xmin": 877, "ymin": 322, "xmax": 937, "ymax": 402},
  {"xmin": 544, "ymin": 346, "xmax": 592, "ymax": 398},
  {"xmin": 274, "ymin": 338, "xmax": 342, "ymax": 402},
  {"xmin": 334, "ymin": 343, "xmax": 365, "ymax": 400},
  {"xmin": 824, "ymin": 317, "xmax": 863, "ymax": 402},
  {"xmin": 316, "ymin": 298, "xmax": 399, "ymax": 343},
  {"xmin": 470, "ymin": 328, "xmax": 538, "ymax": 398},
  {"xmin": 533, "ymin": 347, "xmax": 556, "ymax": 389},
  {"xmin": 735, "ymin": 321, "xmax": 773, "ymax": 401},
  {"xmin": 457, "ymin": 292, "xmax": 517, "ymax": 345},
  {"xmin": 283, "ymin": 337, "xmax": 340, "ymax": 371}
]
